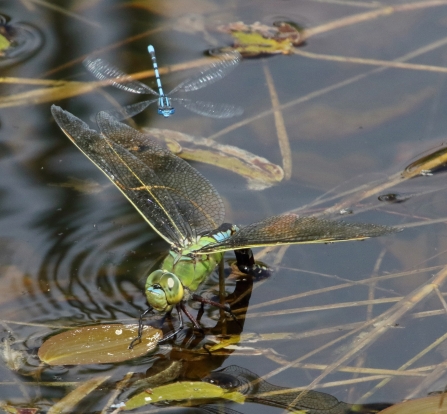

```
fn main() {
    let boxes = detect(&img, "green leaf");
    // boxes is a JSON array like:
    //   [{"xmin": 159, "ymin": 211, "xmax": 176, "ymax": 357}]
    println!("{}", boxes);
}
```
[
  {"xmin": 124, "ymin": 381, "xmax": 245, "ymax": 410},
  {"xmin": 38, "ymin": 324, "xmax": 162, "ymax": 365}
]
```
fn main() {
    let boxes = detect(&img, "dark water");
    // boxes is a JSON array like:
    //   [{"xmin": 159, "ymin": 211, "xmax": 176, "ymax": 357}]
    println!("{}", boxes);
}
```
[{"xmin": 2, "ymin": 1, "xmax": 447, "ymax": 413}]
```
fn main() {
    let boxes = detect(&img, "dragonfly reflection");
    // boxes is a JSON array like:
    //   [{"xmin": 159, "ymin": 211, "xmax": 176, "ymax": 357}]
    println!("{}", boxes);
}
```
[{"xmin": 202, "ymin": 365, "xmax": 392, "ymax": 414}]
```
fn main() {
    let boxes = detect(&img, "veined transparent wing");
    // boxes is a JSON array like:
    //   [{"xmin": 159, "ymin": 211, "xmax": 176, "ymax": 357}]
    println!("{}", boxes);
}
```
[
  {"xmin": 51, "ymin": 106, "xmax": 225, "ymax": 247},
  {"xmin": 168, "ymin": 50, "xmax": 242, "ymax": 94},
  {"xmin": 83, "ymin": 58, "xmax": 158, "ymax": 95},
  {"xmin": 96, "ymin": 111, "xmax": 225, "ymax": 238},
  {"xmin": 175, "ymin": 99, "xmax": 244, "ymax": 118},
  {"xmin": 101, "ymin": 100, "xmax": 158, "ymax": 121},
  {"xmin": 197, "ymin": 214, "xmax": 398, "ymax": 254}
]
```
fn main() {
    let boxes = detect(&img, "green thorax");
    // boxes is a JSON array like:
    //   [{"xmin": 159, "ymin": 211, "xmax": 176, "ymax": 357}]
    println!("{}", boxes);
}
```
[
  {"xmin": 161, "ymin": 235, "xmax": 224, "ymax": 292},
  {"xmin": 145, "ymin": 224, "xmax": 239, "ymax": 312}
]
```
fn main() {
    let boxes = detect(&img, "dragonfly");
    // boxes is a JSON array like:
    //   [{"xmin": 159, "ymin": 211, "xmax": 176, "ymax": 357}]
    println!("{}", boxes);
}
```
[
  {"xmin": 201, "ymin": 365, "xmax": 392, "ymax": 414},
  {"xmin": 202, "ymin": 365, "xmax": 351, "ymax": 413},
  {"xmin": 51, "ymin": 105, "xmax": 398, "ymax": 348},
  {"xmin": 83, "ymin": 45, "xmax": 243, "ymax": 119}
]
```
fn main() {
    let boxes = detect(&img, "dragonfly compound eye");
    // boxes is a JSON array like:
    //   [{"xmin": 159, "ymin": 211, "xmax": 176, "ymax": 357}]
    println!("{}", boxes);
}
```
[
  {"xmin": 145, "ymin": 270, "xmax": 184, "ymax": 311},
  {"xmin": 159, "ymin": 272, "xmax": 184, "ymax": 306}
]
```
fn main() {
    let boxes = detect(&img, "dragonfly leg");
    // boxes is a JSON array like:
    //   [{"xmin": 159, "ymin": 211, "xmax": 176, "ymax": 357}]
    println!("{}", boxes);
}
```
[
  {"xmin": 129, "ymin": 307, "xmax": 153, "ymax": 349},
  {"xmin": 180, "ymin": 302, "xmax": 204, "ymax": 334},
  {"xmin": 191, "ymin": 294, "xmax": 242, "ymax": 328},
  {"xmin": 196, "ymin": 302, "xmax": 205, "ymax": 323},
  {"xmin": 234, "ymin": 248, "xmax": 271, "ymax": 280},
  {"xmin": 158, "ymin": 304, "xmax": 184, "ymax": 343}
]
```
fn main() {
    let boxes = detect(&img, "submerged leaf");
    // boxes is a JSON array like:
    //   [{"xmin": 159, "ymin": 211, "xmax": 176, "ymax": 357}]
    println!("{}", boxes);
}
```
[
  {"xmin": 0, "ymin": 404, "xmax": 38, "ymax": 414},
  {"xmin": 48, "ymin": 176, "xmax": 103, "ymax": 194},
  {"xmin": 38, "ymin": 324, "xmax": 162, "ymax": 365},
  {"xmin": 0, "ymin": 81, "xmax": 96, "ymax": 109},
  {"xmin": 133, "ymin": 360, "xmax": 184, "ymax": 389},
  {"xmin": 144, "ymin": 127, "xmax": 284, "ymax": 190},
  {"xmin": 1, "ymin": 335, "xmax": 25, "ymax": 371},
  {"xmin": 124, "ymin": 381, "xmax": 245, "ymax": 410},
  {"xmin": 48, "ymin": 376, "xmax": 109, "ymax": 414}
]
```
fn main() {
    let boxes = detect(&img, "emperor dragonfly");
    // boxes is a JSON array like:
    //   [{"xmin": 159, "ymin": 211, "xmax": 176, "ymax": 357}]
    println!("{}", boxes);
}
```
[{"xmin": 51, "ymin": 106, "xmax": 397, "ymax": 347}]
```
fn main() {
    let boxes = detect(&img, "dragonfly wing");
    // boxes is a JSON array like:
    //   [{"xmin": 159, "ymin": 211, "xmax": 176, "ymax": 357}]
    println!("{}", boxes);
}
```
[
  {"xmin": 175, "ymin": 99, "xmax": 244, "ymax": 118},
  {"xmin": 84, "ymin": 58, "xmax": 158, "ymax": 96},
  {"xmin": 96, "ymin": 111, "xmax": 225, "ymax": 237},
  {"xmin": 102, "ymin": 100, "xmax": 158, "ymax": 121},
  {"xmin": 197, "ymin": 214, "xmax": 398, "ymax": 253},
  {"xmin": 168, "ymin": 50, "xmax": 242, "ymax": 94},
  {"xmin": 52, "ymin": 106, "xmax": 196, "ymax": 245}
]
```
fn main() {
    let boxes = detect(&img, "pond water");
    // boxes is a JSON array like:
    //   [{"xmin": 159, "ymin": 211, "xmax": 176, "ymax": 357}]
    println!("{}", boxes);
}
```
[{"xmin": 2, "ymin": 1, "xmax": 447, "ymax": 413}]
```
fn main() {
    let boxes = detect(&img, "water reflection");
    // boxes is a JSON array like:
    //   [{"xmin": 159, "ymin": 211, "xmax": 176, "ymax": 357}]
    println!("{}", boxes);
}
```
[
  {"xmin": 201, "ymin": 365, "xmax": 391, "ymax": 414},
  {"xmin": 98, "ymin": 274, "xmax": 393, "ymax": 413},
  {"xmin": 203, "ymin": 366, "xmax": 353, "ymax": 413},
  {"xmin": 92, "ymin": 272, "xmax": 257, "ymax": 410},
  {"xmin": 31, "ymin": 200, "xmax": 160, "ymax": 324}
]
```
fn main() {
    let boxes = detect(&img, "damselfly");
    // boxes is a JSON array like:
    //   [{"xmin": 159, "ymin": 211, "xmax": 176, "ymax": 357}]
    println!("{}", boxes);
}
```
[{"xmin": 84, "ymin": 45, "xmax": 243, "ymax": 119}]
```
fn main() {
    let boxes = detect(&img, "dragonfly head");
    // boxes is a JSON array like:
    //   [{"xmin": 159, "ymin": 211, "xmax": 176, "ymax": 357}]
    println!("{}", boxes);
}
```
[
  {"xmin": 145, "ymin": 269, "xmax": 184, "ymax": 312},
  {"xmin": 157, "ymin": 97, "xmax": 175, "ymax": 117}
]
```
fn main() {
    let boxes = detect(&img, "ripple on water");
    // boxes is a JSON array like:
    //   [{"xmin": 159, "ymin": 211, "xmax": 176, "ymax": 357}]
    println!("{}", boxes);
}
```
[{"xmin": 0, "ymin": 14, "xmax": 43, "ymax": 67}]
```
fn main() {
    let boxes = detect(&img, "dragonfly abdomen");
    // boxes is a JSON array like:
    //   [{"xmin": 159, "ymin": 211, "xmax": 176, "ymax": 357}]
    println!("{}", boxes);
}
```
[{"xmin": 147, "ymin": 44, "xmax": 165, "ymax": 96}]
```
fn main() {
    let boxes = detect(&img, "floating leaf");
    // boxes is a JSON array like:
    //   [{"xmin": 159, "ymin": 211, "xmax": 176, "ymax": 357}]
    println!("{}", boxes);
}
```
[
  {"xmin": 378, "ymin": 395, "xmax": 447, "ymax": 414},
  {"xmin": 124, "ymin": 381, "xmax": 245, "ymax": 411},
  {"xmin": 144, "ymin": 127, "xmax": 284, "ymax": 190},
  {"xmin": 217, "ymin": 21, "xmax": 303, "ymax": 56},
  {"xmin": 38, "ymin": 324, "xmax": 162, "ymax": 365},
  {"xmin": 402, "ymin": 145, "xmax": 447, "ymax": 178}
]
